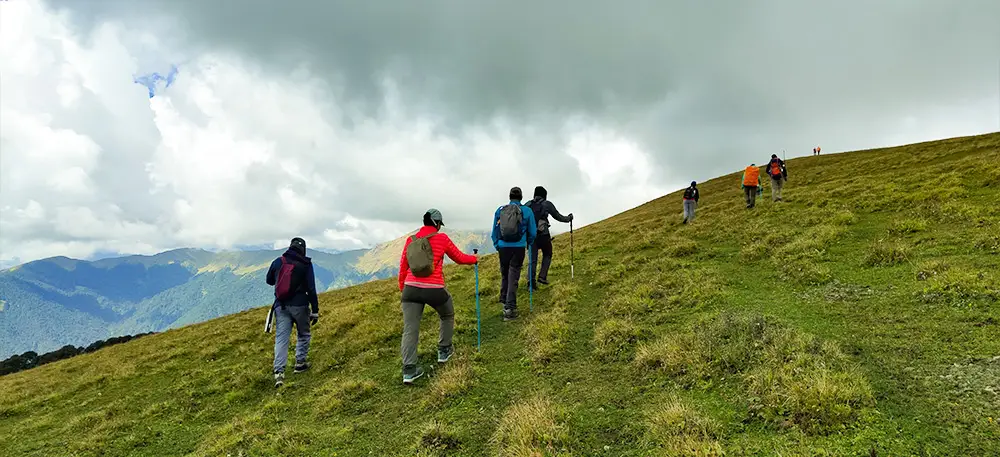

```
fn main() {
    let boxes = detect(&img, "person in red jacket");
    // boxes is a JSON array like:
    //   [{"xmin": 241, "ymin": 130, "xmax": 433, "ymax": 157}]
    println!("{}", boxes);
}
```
[{"xmin": 397, "ymin": 208, "xmax": 478, "ymax": 384}]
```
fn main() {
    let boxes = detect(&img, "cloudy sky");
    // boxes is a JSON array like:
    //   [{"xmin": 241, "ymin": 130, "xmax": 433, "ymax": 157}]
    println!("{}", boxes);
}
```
[{"xmin": 1, "ymin": 0, "xmax": 999, "ymax": 267}]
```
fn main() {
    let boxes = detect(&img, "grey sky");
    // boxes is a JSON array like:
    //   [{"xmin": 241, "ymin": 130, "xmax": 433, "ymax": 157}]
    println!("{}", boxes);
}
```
[{"xmin": 1, "ymin": 0, "xmax": 998, "ymax": 266}]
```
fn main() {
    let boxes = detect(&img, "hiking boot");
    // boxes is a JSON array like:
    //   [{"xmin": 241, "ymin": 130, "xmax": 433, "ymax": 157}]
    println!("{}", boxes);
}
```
[
  {"xmin": 538, "ymin": 278, "xmax": 549, "ymax": 285},
  {"xmin": 437, "ymin": 345, "xmax": 454, "ymax": 363},
  {"xmin": 503, "ymin": 308, "xmax": 518, "ymax": 321},
  {"xmin": 683, "ymin": 218, "xmax": 688, "ymax": 224},
  {"xmin": 274, "ymin": 372, "xmax": 285, "ymax": 388},
  {"xmin": 293, "ymin": 362, "xmax": 310, "ymax": 373},
  {"xmin": 402, "ymin": 365, "xmax": 424, "ymax": 384}
]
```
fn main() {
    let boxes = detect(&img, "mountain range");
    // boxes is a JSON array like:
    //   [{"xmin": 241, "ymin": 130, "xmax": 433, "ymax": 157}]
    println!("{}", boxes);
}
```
[{"xmin": 0, "ymin": 229, "xmax": 493, "ymax": 357}]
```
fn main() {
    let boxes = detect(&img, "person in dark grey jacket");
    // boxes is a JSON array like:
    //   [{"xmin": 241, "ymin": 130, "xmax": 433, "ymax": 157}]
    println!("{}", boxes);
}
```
[{"xmin": 525, "ymin": 186, "xmax": 573, "ymax": 287}]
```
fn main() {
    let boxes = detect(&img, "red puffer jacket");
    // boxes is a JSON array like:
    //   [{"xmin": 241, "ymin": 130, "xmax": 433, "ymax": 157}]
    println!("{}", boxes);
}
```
[{"xmin": 398, "ymin": 226, "xmax": 478, "ymax": 290}]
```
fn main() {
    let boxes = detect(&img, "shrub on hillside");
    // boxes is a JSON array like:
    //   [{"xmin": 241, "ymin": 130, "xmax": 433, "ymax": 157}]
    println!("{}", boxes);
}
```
[{"xmin": 634, "ymin": 312, "xmax": 875, "ymax": 434}]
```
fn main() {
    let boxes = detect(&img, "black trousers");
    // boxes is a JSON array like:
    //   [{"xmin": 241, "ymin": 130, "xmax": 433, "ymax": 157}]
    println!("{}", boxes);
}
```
[
  {"xmin": 527, "ymin": 233, "xmax": 553, "ymax": 283},
  {"xmin": 498, "ymin": 247, "xmax": 526, "ymax": 310}
]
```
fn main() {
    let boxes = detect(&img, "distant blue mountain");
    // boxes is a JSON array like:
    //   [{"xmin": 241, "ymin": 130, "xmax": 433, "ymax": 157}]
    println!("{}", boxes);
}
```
[{"xmin": 0, "ymin": 230, "xmax": 493, "ymax": 358}]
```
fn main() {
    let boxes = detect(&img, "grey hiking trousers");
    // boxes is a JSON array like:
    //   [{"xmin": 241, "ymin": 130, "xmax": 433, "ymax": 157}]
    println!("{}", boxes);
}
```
[
  {"xmin": 273, "ymin": 304, "xmax": 311, "ymax": 374},
  {"xmin": 683, "ymin": 200, "xmax": 697, "ymax": 221},
  {"xmin": 770, "ymin": 175, "xmax": 784, "ymax": 201},
  {"xmin": 400, "ymin": 286, "xmax": 454, "ymax": 368}
]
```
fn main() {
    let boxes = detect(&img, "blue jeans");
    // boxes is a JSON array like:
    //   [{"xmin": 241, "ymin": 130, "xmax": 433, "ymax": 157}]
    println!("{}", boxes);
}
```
[{"xmin": 273, "ymin": 305, "xmax": 311, "ymax": 374}]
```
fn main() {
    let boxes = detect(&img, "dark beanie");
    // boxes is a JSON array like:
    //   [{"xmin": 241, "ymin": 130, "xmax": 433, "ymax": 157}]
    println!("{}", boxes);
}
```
[
  {"xmin": 290, "ymin": 237, "xmax": 306, "ymax": 255},
  {"xmin": 509, "ymin": 186, "xmax": 522, "ymax": 200},
  {"xmin": 534, "ymin": 186, "xmax": 547, "ymax": 199}
]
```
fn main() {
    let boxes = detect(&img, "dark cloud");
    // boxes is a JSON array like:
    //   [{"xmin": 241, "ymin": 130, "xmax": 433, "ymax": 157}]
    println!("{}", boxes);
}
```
[{"xmin": 41, "ymin": 0, "xmax": 1000, "ymax": 189}]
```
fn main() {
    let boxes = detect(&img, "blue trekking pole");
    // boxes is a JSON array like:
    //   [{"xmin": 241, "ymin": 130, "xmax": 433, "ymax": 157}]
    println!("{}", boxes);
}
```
[
  {"xmin": 528, "ymin": 244, "xmax": 533, "ymax": 312},
  {"xmin": 473, "ymin": 249, "xmax": 481, "ymax": 351}
]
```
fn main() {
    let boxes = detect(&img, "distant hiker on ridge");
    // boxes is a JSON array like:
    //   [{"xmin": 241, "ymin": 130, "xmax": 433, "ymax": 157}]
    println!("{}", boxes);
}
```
[
  {"xmin": 766, "ymin": 154, "xmax": 787, "ymax": 202},
  {"xmin": 682, "ymin": 181, "xmax": 699, "ymax": 224},
  {"xmin": 525, "ymin": 186, "xmax": 573, "ymax": 288},
  {"xmin": 397, "ymin": 209, "xmax": 478, "ymax": 384},
  {"xmin": 741, "ymin": 163, "xmax": 761, "ymax": 209},
  {"xmin": 492, "ymin": 186, "xmax": 536, "ymax": 321},
  {"xmin": 265, "ymin": 237, "xmax": 319, "ymax": 388}
]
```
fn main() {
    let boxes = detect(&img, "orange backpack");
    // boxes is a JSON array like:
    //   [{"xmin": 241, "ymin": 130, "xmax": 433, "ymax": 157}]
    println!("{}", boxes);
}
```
[{"xmin": 743, "ymin": 166, "xmax": 760, "ymax": 186}]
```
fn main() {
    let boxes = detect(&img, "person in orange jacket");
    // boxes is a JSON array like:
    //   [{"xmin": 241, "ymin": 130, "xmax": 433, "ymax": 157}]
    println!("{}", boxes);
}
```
[{"xmin": 741, "ymin": 164, "xmax": 761, "ymax": 209}]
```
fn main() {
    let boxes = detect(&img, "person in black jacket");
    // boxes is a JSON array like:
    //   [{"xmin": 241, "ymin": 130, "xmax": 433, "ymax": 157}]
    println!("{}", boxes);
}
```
[
  {"xmin": 766, "ymin": 154, "xmax": 787, "ymax": 202},
  {"xmin": 682, "ymin": 181, "xmax": 699, "ymax": 224},
  {"xmin": 525, "ymin": 186, "xmax": 573, "ymax": 287},
  {"xmin": 265, "ymin": 237, "xmax": 319, "ymax": 387}
]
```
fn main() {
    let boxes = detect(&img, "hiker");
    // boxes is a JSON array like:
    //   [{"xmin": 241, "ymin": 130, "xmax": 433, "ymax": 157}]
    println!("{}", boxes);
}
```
[
  {"xmin": 682, "ymin": 181, "xmax": 699, "ymax": 224},
  {"xmin": 766, "ymin": 154, "xmax": 787, "ymax": 202},
  {"xmin": 813, "ymin": 147, "xmax": 817, "ymax": 156},
  {"xmin": 491, "ymin": 186, "xmax": 537, "ymax": 321},
  {"xmin": 525, "ymin": 186, "xmax": 573, "ymax": 288},
  {"xmin": 397, "ymin": 209, "xmax": 478, "ymax": 384},
  {"xmin": 265, "ymin": 237, "xmax": 319, "ymax": 387},
  {"xmin": 741, "ymin": 163, "xmax": 760, "ymax": 208}
]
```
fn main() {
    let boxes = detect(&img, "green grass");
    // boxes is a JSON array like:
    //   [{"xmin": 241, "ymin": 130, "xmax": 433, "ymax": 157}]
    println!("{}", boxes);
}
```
[{"xmin": 2, "ymin": 133, "xmax": 1000, "ymax": 456}]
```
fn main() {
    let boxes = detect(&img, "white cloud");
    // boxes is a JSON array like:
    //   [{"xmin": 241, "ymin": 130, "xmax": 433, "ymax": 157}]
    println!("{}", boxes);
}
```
[{"xmin": 0, "ymin": 0, "xmax": 669, "ymax": 266}]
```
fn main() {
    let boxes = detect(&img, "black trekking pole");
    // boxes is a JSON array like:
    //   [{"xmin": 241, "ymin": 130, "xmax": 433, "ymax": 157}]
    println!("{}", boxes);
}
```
[{"xmin": 570, "ymin": 220, "xmax": 575, "ymax": 279}]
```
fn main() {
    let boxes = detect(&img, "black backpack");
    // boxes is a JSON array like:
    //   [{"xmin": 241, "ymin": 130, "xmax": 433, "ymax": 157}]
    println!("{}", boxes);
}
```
[
  {"xmin": 527, "ymin": 198, "xmax": 549, "ymax": 233},
  {"xmin": 683, "ymin": 187, "xmax": 697, "ymax": 199}
]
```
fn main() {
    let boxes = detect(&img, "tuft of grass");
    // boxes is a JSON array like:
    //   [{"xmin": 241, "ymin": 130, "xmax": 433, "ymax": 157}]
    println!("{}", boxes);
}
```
[
  {"xmin": 862, "ymin": 240, "xmax": 910, "ymax": 267},
  {"xmin": 416, "ymin": 420, "xmax": 462, "ymax": 455},
  {"xmin": 593, "ymin": 318, "xmax": 645, "ymax": 361},
  {"xmin": 634, "ymin": 312, "xmax": 875, "ymax": 434},
  {"xmin": 430, "ymin": 357, "xmax": 475, "ymax": 402},
  {"xmin": 490, "ymin": 396, "xmax": 570, "ymax": 457},
  {"xmin": 888, "ymin": 218, "xmax": 928, "ymax": 235},
  {"xmin": 645, "ymin": 398, "xmax": 725, "ymax": 456},
  {"xmin": 524, "ymin": 306, "xmax": 570, "ymax": 365},
  {"xmin": 313, "ymin": 378, "xmax": 380, "ymax": 417},
  {"xmin": 830, "ymin": 209, "xmax": 857, "ymax": 226},
  {"xmin": 917, "ymin": 268, "xmax": 1000, "ymax": 305},
  {"xmin": 664, "ymin": 237, "xmax": 699, "ymax": 258},
  {"xmin": 777, "ymin": 258, "xmax": 833, "ymax": 285}
]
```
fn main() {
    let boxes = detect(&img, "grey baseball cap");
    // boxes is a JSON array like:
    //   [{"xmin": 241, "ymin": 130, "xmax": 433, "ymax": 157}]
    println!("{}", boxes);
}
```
[{"xmin": 426, "ymin": 208, "xmax": 444, "ymax": 226}]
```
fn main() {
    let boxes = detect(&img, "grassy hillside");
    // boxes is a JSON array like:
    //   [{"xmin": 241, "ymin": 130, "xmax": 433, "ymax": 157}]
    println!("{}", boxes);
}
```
[{"xmin": 1, "ymin": 133, "xmax": 998, "ymax": 456}]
